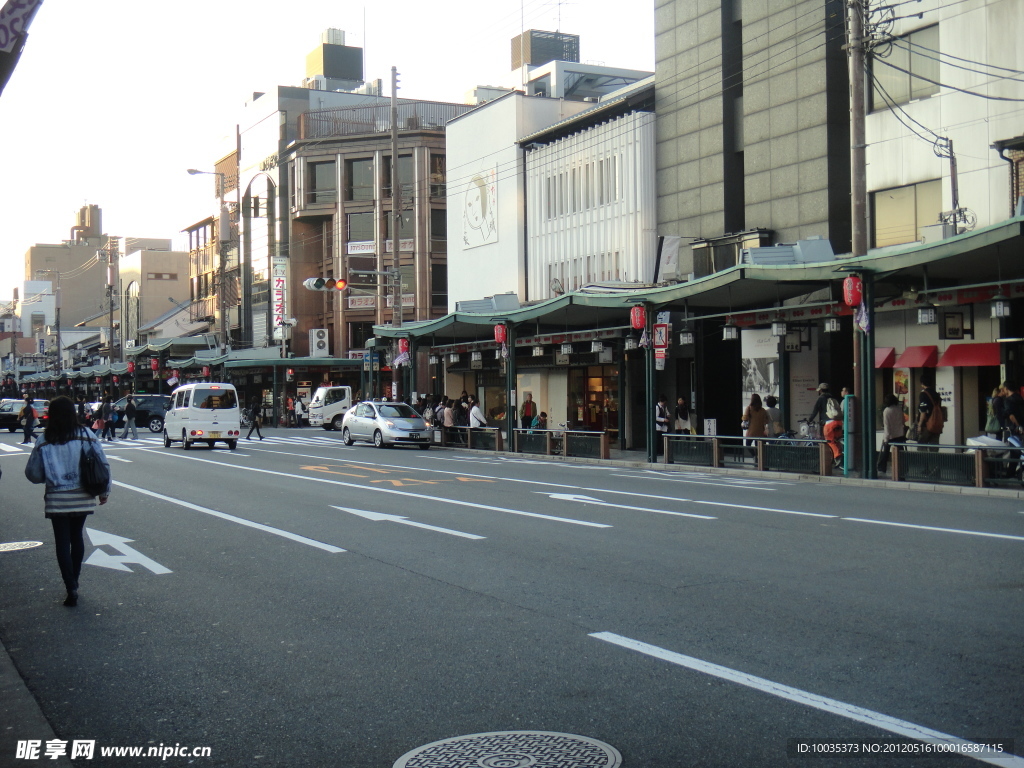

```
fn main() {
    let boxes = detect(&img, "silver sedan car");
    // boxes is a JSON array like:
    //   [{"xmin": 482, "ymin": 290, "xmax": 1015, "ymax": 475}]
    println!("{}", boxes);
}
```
[{"xmin": 341, "ymin": 401, "xmax": 431, "ymax": 449}]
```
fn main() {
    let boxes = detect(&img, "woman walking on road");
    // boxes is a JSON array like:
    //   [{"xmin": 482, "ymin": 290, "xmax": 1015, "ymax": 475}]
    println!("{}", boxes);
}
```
[
  {"xmin": 246, "ymin": 397, "xmax": 264, "ymax": 441},
  {"xmin": 24, "ymin": 396, "xmax": 111, "ymax": 607}
]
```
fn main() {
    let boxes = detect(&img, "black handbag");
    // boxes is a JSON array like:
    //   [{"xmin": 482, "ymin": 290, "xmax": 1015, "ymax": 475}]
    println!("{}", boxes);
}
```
[{"xmin": 78, "ymin": 435, "xmax": 110, "ymax": 497}]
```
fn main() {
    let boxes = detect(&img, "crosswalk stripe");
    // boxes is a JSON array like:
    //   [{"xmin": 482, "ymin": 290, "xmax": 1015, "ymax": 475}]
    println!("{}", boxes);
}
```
[{"xmin": 0, "ymin": 443, "xmax": 24, "ymax": 453}]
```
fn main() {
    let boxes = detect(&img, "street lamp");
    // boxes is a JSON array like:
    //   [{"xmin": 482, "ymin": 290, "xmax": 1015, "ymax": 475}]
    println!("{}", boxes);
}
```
[{"xmin": 187, "ymin": 169, "xmax": 230, "ymax": 351}]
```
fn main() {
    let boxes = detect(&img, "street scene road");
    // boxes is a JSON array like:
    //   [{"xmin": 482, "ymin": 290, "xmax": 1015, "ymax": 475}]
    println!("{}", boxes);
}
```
[{"xmin": 1, "ymin": 429, "xmax": 1022, "ymax": 767}]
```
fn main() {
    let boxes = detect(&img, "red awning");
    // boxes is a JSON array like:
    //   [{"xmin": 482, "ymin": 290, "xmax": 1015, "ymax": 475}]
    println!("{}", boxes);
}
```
[
  {"xmin": 936, "ymin": 342, "xmax": 1001, "ymax": 367},
  {"xmin": 875, "ymin": 347, "xmax": 896, "ymax": 368},
  {"xmin": 894, "ymin": 345, "xmax": 938, "ymax": 368}
]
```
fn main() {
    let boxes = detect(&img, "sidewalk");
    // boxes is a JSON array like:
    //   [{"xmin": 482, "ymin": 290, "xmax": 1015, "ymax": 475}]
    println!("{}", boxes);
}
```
[{"xmin": 0, "ymin": 635, "xmax": 72, "ymax": 767}]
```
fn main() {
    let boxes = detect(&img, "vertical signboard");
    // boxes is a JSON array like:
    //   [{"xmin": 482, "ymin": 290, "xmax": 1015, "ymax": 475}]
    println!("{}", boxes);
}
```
[{"xmin": 271, "ymin": 257, "xmax": 287, "ymax": 338}]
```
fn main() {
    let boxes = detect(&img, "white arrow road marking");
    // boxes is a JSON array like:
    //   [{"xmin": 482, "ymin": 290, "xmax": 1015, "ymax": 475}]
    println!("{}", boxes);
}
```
[
  {"xmin": 112, "ymin": 481, "xmax": 345, "ymax": 553},
  {"xmin": 331, "ymin": 506, "xmax": 485, "ymax": 539},
  {"xmin": 138, "ymin": 450, "xmax": 610, "ymax": 529},
  {"xmin": 544, "ymin": 493, "xmax": 717, "ymax": 520},
  {"xmin": 85, "ymin": 528, "xmax": 172, "ymax": 574},
  {"xmin": 590, "ymin": 632, "xmax": 1024, "ymax": 768}
]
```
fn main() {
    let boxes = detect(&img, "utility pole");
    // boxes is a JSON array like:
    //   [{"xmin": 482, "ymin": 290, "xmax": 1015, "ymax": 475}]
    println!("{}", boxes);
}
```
[
  {"xmin": 390, "ymin": 65, "xmax": 403, "ymax": 401},
  {"xmin": 848, "ymin": 0, "xmax": 871, "ymax": 476},
  {"xmin": 390, "ymin": 65, "xmax": 403, "ymax": 332}
]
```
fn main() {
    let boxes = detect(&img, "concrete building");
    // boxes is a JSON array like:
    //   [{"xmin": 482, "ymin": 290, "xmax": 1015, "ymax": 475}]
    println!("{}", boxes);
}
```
[
  {"xmin": 285, "ymin": 97, "xmax": 473, "ymax": 360},
  {"xmin": 118, "ymin": 244, "xmax": 190, "ymax": 349},
  {"xmin": 653, "ymin": 0, "xmax": 852, "ymax": 266},
  {"xmin": 23, "ymin": 204, "xmax": 114, "ymax": 330}
]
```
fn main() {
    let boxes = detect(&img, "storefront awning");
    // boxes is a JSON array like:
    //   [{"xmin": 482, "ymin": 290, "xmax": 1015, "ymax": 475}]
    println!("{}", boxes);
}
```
[
  {"xmin": 875, "ymin": 347, "xmax": 896, "ymax": 368},
  {"xmin": 894, "ymin": 345, "xmax": 938, "ymax": 368},
  {"xmin": 937, "ymin": 342, "xmax": 1000, "ymax": 367}
]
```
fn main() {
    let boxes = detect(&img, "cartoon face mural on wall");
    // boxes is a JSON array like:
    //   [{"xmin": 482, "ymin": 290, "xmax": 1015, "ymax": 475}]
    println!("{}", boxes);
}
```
[{"xmin": 463, "ymin": 167, "xmax": 497, "ymax": 249}]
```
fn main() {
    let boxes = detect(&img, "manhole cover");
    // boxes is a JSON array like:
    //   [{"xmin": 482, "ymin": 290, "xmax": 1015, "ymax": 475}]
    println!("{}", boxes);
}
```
[
  {"xmin": 0, "ymin": 541, "xmax": 44, "ymax": 553},
  {"xmin": 394, "ymin": 731, "xmax": 621, "ymax": 768}
]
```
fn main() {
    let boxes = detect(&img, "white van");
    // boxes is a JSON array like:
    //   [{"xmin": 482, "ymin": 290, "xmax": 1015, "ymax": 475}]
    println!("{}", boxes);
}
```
[
  {"xmin": 308, "ymin": 385, "xmax": 353, "ymax": 430},
  {"xmin": 162, "ymin": 382, "xmax": 242, "ymax": 450}
]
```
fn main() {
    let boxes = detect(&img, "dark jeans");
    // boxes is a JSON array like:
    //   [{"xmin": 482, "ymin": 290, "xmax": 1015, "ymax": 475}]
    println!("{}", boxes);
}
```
[
  {"xmin": 247, "ymin": 419, "xmax": 263, "ymax": 439},
  {"xmin": 102, "ymin": 420, "xmax": 116, "ymax": 440},
  {"xmin": 51, "ymin": 514, "xmax": 88, "ymax": 592},
  {"xmin": 22, "ymin": 421, "xmax": 36, "ymax": 443}
]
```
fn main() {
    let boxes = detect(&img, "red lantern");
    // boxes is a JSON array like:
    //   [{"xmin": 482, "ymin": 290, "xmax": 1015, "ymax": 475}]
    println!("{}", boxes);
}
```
[
  {"xmin": 630, "ymin": 305, "xmax": 647, "ymax": 330},
  {"xmin": 150, "ymin": 358, "xmax": 159, "ymax": 371},
  {"xmin": 112, "ymin": 375, "xmax": 119, "ymax": 384},
  {"xmin": 127, "ymin": 361, "xmax": 136, "ymax": 374},
  {"xmin": 843, "ymin": 275, "xmax": 863, "ymax": 307},
  {"xmin": 202, "ymin": 365, "xmax": 211, "ymax": 377},
  {"xmin": 398, "ymin": 338, "xmax": 410, "ymax": 354},
  {"xmin": 95, "ymin": 377, "xmax": 102, "ymax": 384},
  {"xmin": 173, "ymin": 369, "xmax": 180, "ymax": 379},
  {"xmin": 494, "ymin": 324, "xmax": 507, "ymax": 344}
]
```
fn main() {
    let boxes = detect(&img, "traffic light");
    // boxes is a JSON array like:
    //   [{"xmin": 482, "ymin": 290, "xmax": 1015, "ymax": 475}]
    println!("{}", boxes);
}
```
[
  {"xmin": 286, "ymin": 368, "xmax": 294, "ymax": 382},
  {"xmin": 302, "ymin": 277, "xmax": 348, "ymax": 292}
]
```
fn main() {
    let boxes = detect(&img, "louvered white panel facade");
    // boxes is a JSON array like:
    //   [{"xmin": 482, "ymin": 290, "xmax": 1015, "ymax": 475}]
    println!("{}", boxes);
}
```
[{"xmin": 525, "ymin": 111, "xmax": 657, "ymax": 301}]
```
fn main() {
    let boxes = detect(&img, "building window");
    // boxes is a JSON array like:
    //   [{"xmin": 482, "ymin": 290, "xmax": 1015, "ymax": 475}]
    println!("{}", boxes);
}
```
[
  {"xmin": 430, "ymin": 208, "xmax": 447, "ymax": 252},
  {"xmin": 871, "ymin": 26, "xmax": 940, "ymax": 110},
  {"xmin": 430, "ymin": 155, "xmax": 446, "ymax": 197},
  {"xmin": 872, "ymin": 179, "xmax": 942, "ymax": 247},
  {"xmin": 349, "ymin": 322, "xmax": 375, "ymax": 349},
  {"xmin": 307, "ymin": 161, "xmax": 337, "ymax": 204},
  {"xmin": 385, "ymin": 155, "xmax": 414, "ymax": 199},
  {"xmin": 385, "ymin": 210, "xmax": 414, "ymax": 242},
  {"xmin": 345, "ymin": 158, "xmax": 374, "ymax": 202},
  {"xmin": 347, "ymin": 212, "xmax": 375, "ymax": 244},
  {"xmin": 431, "ymin": 264, "xmax": 447, "ymax": 309}
]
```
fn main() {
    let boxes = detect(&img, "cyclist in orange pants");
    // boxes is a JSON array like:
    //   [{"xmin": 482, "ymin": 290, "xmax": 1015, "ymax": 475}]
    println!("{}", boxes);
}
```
[{"xmin": 823, "ymin": 418, "xmax": 843, "ymax": 465}]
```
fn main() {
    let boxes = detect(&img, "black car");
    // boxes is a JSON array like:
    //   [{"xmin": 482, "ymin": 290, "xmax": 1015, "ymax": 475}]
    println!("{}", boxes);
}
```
[
  {"xmin": 0, "ymin": 399, "xmax": 48, "ymax": 432},
  {"xmin": 114, "ymin": 394, "xmax": 171, "ymax": 433}
]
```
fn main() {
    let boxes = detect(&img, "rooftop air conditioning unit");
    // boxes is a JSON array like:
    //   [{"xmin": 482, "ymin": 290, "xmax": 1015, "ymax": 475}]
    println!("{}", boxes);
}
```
[{"xmin": 309, "ymin": 328, "xmax": 329, "ymax": 358}]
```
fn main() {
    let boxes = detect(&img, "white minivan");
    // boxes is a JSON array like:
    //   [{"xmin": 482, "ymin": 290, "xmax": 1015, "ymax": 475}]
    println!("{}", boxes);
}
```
[
  {"xmin": 163, "ymin": 382, "xmax": 242, "ymax": 450},
  {"xmin": 308, "ymin": 385, "xmax": 353, "ymax": 430}
]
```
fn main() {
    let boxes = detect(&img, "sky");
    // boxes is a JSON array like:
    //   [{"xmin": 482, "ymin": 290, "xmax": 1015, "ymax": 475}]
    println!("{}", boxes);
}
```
[{"xmin": 0, "ymin": 0, "xmax": 655, "ymax": 301}]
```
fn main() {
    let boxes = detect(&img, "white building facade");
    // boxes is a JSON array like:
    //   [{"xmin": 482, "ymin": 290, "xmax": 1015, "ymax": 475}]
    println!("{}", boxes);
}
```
[
  {"xmin": 525, "ymin": 109, "xmax": 657, "ymax": 300},
  {"xmin": 445, "ymin": 92, "xmax": 591, "ymax": 309}
]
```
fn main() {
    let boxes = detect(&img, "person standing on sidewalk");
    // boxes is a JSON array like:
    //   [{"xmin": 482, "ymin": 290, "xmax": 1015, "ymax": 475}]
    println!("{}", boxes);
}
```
[
  {"xmin": 19, "ymin": 394, "xmax": 37, "ymax": 444},
  {"xmin": 520, "ymin": 393, "xmax": 537, "ymax": 430},
  {"xmin": 119, "ymin": 395, "xmax": 139, "ymax": 440},
  {"xmin": 916, "ymin": 374, "xmax": 944, "ymax": 451},
  {"xmin": 877, "ymin": 394, "xmax": 906, "ymax": 474},
  {"xmin": 24, "ymin": 396, "xmax": 111, "ymax": 607},
  {"xmin": 294, "ymin": 397, "xmax": 305, "ymax": 427}
]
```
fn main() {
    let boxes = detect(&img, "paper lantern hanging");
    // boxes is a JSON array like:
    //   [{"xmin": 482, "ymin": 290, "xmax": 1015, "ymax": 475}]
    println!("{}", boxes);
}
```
[{"xmin": 630, "ymin": 305, "xmax": 646, "ymax": 330}]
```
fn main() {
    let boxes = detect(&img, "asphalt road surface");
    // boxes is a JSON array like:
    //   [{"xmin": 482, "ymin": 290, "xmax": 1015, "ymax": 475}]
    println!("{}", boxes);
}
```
[{"xmin": 0, "ymin": 427, "xmax": 1022, "ymax": 767}]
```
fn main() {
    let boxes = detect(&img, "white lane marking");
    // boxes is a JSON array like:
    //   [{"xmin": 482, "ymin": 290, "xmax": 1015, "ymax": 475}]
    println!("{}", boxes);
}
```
[
  {"xmin": 590, "ymin": 632, "xmax": 1024, "ymax": 768},
  {"xmin": 136, "ymin": 450, "xmax": 610, "ymax": 529},
  {"xmin": 611, "ymin": 471, "xmax": 787, "ymax": 489},
  {"xmin": 544, "ymin": 493, "xmax": 716, "ymax": 520},
  {"xmin": 331, "ymin": 505, "xmax": 485, "ymax": 540},
  {"xmin": 242, "ymin": 449, "xmax": 825, "ymax": 518},
  {"xmin": 0, "ymin": 443, "xmax": 24, "ymax": 453},
  {"xmin": 111, "ymin": 480, "xmax": 345, "ymax": 553},
  {"xmin": 107, "ymin": 455, "xmax": 133, "ymax": 463},
  {"xmin": 843, "ymin": 517, "xmax": 1024, "ymax": 542}
]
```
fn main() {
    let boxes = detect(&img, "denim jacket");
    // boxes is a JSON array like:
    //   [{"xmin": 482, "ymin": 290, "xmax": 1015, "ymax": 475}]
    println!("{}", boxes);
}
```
[{"xmin": 25, "ymin": 428, "xmax": 111, "ymax": 496}]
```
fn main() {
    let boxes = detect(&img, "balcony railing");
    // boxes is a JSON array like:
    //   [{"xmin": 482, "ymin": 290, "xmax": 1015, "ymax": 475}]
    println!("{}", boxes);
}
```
[{"xmin": 299, "ymin": 101, "xmax": 475, "ymax": 140}]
